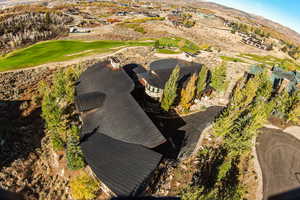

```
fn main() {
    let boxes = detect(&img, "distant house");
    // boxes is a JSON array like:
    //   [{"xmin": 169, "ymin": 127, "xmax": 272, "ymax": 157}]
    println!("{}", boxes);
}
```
[
  {"xmin": 241, "ymin": 35, "xmax": 268, "ymax": 50},
  {"xmin": 69, "ymin": 27, "xmax": 91, "ymax": 33},
  {"xmin": 143, "ymin": 12, "xmax": 160, "ymax": 17},
  {"xmin": 271, "ymin": 66, "xmax": 300, "ymax": 93},
  {"xmin": 116, "ymin": 11, "xmax": 128, "ymax": 16},
  {"xmin": 197, "ymin": 12, "xmax": 215, "ymax": 19},
  {"xmin": 120, "ymin": 3, "xmax": 129, "ymax": 7},
  {"xmin": 75, "ymin": 61, "xmax": 166, "ymax": 197},
  {"xmin": 248, "ymin": 65, "xmax": 300, "ymax": 93},
  {"xmin": 135, "ymin": 59, "xmax": 202, "ymax": 100},
  {"xmin": 167, "ymin": 14, "xmax": 183, "ymax": 27},
  {"xmin": 171, "ymin": 10, "xmax": 182, "ymax": 16}
]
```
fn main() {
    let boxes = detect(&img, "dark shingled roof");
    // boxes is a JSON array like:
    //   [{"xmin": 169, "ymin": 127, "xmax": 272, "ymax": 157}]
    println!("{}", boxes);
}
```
[
  {"xmin": 140, "ymin": 59, "xmax": 202, "ymax": 89},
  {"xmin": 76, "ymin": 62, "xmax": 166, "ymax": 196},
  {"xmin": 74, "ymin": 91, "xmax": 106, "ymax": 112},
  {"xmin": 76, "ymin": 62, "xmax": 166, "ymax": 148},
  {"xmin": 81, "ymin": 132, "xmax": 162, "ymax": 196}
]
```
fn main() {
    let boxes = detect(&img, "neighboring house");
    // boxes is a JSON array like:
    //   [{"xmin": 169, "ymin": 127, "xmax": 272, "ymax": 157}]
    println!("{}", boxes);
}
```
[
  {"xmin": 135, "ymin": 59, "xmax": 202, "ymax": 100},
  {"xmin": 167, "ymin": 14, "xmax": 182, "ymax": 26},
  {"xmin": 69, "ymin": 27, "xmax": 91, "ymax": 33},
  {"xmin": 241, "ymin": 35, "xmax": 269, "ymax": 50},
  {"xmin": 197, "ymin": 12, "xmax": 215, "ymax": 19},
  {"xmin": 75, "ymin": 61, "xmax": 166, "ymax": 197},
  {"xmin": 248, "ymin": 65, "xmax": 300, "ymax": 93},
  {"xmin": 116, "ymin": 11, "xmax": 128, "ymax": 16},
  {"xmin": 143, "ymin": 12, "xmax": 160, "ymax": 17},
  {"xmin": 271, "ymin": 66, "xmax": 300, "ymax": 93}
]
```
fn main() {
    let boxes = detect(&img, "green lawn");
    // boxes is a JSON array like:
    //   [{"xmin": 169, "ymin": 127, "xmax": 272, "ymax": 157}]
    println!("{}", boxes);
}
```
[
  {"xmin": 238, "ymin": 53, "xmax": 300, "ymax": 70},
  {"xmin": 156, "ymin": 48, "xmax": 180, "ymax": 54},
  {"xmin": 220, "ymin": 56, "xmax": 247, "ymax": 63},
  {"xmin": 0, "ymin": 40, "xmax": 154, "ymax": 72},
  {"xmin": 155, "ymin": 37, "xmax": 200, "ymax": 54}
]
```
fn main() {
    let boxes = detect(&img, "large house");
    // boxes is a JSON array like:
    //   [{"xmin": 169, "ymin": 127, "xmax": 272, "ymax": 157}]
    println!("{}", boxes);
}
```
[
  {"xmin": 240, "ymin": 34, "xmax": 269, "ymax": 50},
  {"xmin": 248, "ymin": 65, "xmax": 300, "ymax": 93},
  {"xmin": 75, "ymin": 61, "xmax": 166, "ymax": 197},
  {"xmin": 135, "ymin": 59, "xmax": 202, "ymax": 101},
  {"xmin": 271, "ymin": 66, "xmax": 300, "ymax": 93}
]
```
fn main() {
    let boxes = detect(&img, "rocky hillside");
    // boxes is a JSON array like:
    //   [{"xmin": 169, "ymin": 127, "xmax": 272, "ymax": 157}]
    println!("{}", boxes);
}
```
[
  {"xmin": 193, "ymin": 0, "xmax": 300, "ymax": 45},
  {"xmin": 0, "ymin": 7, "xmax": 73, "ymax": 55}
]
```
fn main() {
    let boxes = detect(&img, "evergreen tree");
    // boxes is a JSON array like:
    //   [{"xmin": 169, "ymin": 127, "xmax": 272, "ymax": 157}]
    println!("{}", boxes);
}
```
[
  {"xmin": 211, "ymin": 62, "xmax": 228, "ymax": 93},
  {"xmin": 288, "ymin": 102, "xmax": 300, "ymax": 123},
  {"xmin": 180, "ymin": 73, "xmax": 197, "ymax": 112},
  {"xmin": 161, "ymin": 65, "xmax": 180, "ymax": 111},
  {"xmin": 196, "ymin": 66, "xmax": 208, "ymax": 98}
]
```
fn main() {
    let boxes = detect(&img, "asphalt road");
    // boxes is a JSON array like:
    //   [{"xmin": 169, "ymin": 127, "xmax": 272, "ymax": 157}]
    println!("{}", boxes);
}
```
[{"xmin": 256, "ymin": 128, "xmax": 300, "ymax": 200}]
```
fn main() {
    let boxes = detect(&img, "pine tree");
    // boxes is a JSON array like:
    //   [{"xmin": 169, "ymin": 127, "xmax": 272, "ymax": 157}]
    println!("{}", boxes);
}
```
[
  {"xmin": 196, "ymin": 66, "xmax": 208, "ymax": 98},
  {"xmin": 288, "ymin": 102, "xmax": 300, "ymax": 123},
  {"xmin": 180, "ymin": 74, "xmax": 197, "ymax": 112},
  {"xmin": 211, "ymin": 62, "xmax": 228, "ymax": 93},
  {"xmin": 161, "ymin": 65, "xmax": 180, "ymax": 111}
]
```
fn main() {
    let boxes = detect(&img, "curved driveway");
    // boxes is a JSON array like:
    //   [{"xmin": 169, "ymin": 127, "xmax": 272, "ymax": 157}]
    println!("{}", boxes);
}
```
[{"xmin": 256, "ymin": 128, "xmax": 300, "ymax": 200}]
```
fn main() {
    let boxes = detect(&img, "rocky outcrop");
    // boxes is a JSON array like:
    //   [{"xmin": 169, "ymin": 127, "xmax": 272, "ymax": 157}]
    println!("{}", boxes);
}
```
[{"xmin": 0, "ymin": 136, "xmax": 70, "ymax": 200}]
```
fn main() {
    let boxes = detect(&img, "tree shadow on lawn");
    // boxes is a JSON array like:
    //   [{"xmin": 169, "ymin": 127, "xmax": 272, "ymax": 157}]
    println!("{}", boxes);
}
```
[{"xmin": 0, "ymin": 100, "xmax": 44, "ymax": 169}]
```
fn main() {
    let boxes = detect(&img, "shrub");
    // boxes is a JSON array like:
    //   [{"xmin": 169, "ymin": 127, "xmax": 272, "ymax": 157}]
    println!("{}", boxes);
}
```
[
  {"xmin": 66, "ymin": 125, "xmax": 85, "ymax": 170},
  {"xmin": 196, "ymin": 66, "xmax": 208, "ymax": 97},
  {"xmin": 51, "ymin": 132, "xmax": 65, "ymax": 151},
  {"xmin": 70, "ymin": 172, "xmax": 100, "ymax": 200},
  {"xmin": 161, "ymin": 65, "xmax": 180, "ymax": 111},
  {"xmin": 40, "ymin": 65, "xmax": 85, "ymax": 169},
  {"xmin": 275, "ymin": 91, "xmax": 299, "ymax": 120},
  {"xmin": 288, "ymin": 102, "xmax": 300, "ymax": 123},
  {"xmin": 183, "ymin": 73, "xmax": 277, "ymax": 200},
  {"xmin": 180, "ymin": 73, "xmax": 197, "ymax": 111},
  {"xmin": 211, "ymin": 62, "xmax": 228, "ymax": 93}
]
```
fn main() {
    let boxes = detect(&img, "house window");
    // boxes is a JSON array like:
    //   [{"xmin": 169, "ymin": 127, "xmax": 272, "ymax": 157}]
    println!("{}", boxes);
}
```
[{"xmin": 151, "ymin": 86, "xmax": 154, "ymax": 92}]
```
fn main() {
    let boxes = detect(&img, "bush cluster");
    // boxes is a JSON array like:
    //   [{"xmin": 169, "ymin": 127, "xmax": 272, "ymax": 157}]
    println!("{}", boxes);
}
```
[
  {"xmin": 210, "ymin": 62, "xmax": 228, "ymax": 93},
  {"xmin": 40, "ymin": 66, "xmax": 85, "ymax": 170},
  {"xmin": 161, "ymin": 65, "xmax": 209, "ymax": 112},
  {"xmin": 69, "ymin": 172, "xmax": 100, "ymax": 200},
  {"xmin": 275, "ymin": 90, "xmax": 300, "ymax": 123},
  {"xmin": 181, "ymin": 71, "xmax": 279, "ymax": 200}
]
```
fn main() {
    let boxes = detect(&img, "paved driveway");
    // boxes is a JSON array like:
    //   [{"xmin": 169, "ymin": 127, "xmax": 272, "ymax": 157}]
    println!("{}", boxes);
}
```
[
  {"xmin": 178, "ymin": 106, "xmax": 223, "ymax": 159},
  {"xmin": 256, "ymin": 128, "xmax": 300, "ymax": 200}
]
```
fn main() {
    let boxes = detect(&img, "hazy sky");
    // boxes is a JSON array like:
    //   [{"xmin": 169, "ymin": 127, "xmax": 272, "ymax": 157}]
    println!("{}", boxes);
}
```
[{"xmin": 207, "ymin": 0, "xmax": 300, "ymax": 34}]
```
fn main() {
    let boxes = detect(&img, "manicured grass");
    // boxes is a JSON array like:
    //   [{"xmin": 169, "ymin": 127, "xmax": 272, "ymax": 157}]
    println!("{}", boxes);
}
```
[
  {"xmin": 156, "ymin": 37, "xmax": 200, "ymax": 54},
  {"xmin": 156, "ymin": 48, "xmax": 180, "ymax": 54},
  {"xmin": 0, "ymin": 37, "xmax": 201, "ymax": 72},
  {"xmin": 238, "ymin": 53, "xmax": 300, "ymax": 70},
  {"xmin": 0, "ymin": 40, "xmax": 154, "ymax": 71},
  {"xmin": 119, "ymin": 17, "xmax": 165, "ymax": 34},
  {"xmin": 220, "ymin": 56, "xmax": 247, "ymax": 63}
]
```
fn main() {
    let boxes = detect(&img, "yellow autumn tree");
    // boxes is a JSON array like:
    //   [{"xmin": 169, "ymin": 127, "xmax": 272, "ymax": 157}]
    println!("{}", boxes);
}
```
[
  {"xmin": 180, "ymin": 73, "xmax": 197, "ymax": 112},
  {"xmin": 69, "ymin": 172, "xmax": 100, "ymax": 200}
]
